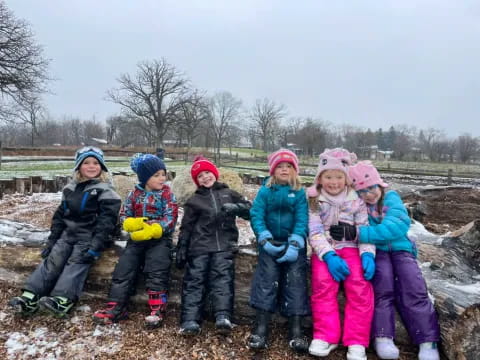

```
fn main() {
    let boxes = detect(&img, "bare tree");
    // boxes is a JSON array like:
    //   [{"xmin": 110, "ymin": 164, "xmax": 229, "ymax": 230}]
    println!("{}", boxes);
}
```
[
  {"xmin": 457, "ymin": 134, "xmax": 478, "ymax": 163},
  {"xmin": 176, "ymin": 91, "xmax": 209, "ymax": 150},
  {"xmin": 107, "ymin": 58, "xmax": 190, "ymax": 147},
  {"xmin": 208, "ymin": 91, "xmax": 242, "ymax": 162},
  {"xmin": 0, "ymin": 1, "xmax": 50, "ymax": 103},
  {"xmin": 1, "ymin": 95, "xmax": 46, "ymax": 145},
  {"xmin": 250, "ymin": 98, "xmax": 286, "ymax": 152}
]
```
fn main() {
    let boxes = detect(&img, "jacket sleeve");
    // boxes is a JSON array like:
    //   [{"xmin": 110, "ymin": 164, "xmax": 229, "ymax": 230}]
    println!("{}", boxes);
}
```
[
  {"xmin": 308, "ymin": 206, "xmax": 333, "ymax": 259},
  {"xmin": 249, "ymin": 186, "xmax": 269, "ymax": 237},
  {"xmin": 177, "ymin": 199, "xmax": 198, "ymax": 247},
  {"xmin": 359, "ymin": 191, "xmax": 411, "ymax": 245},
  {"xmin": 230, "ymin": 189, "xmax": 252, "ymax": 220},
  {"xmin": 119, "ymin": 190, "xmax": 135, "ymax": 224},
  {"xmin": 91, "ymin": 185, "xmax": 122, "ymax": 252},
  {"xmin": 150, "ymin": 188, "xmax": 178, "ymax": 235},
  {"xmin": 47, "ymin": 200, "xmax": 66, "ymax": 247},
  {"xmin": 291, "ymin": 188, "xmax": 308, "ymax": 240},
  {"xmin": 354, "ymin": 197, "xmax": 375, "ymax": 256}
]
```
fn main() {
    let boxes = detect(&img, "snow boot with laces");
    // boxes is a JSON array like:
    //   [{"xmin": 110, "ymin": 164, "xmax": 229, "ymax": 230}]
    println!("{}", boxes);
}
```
[
  {"xmin": 145, "ymin": 290, "xmax": 167, "ymax": 328},
  {"xmin": 288, "ymin": 315, "xmax": 309, "ymax": 353},
  {"xmin": 8, "ymin": 291, "xmax": 39, "ymax": 315},
  {"xmin": 93, "ymin": 301, "xmax": 128, "ymax": 324},
  {"xmin": 248, "ymin": 309, "xmax": 270, "ymax": 350}
]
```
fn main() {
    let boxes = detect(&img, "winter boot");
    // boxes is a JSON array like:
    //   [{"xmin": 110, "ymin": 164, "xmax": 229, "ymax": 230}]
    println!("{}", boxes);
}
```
[
  {"xmin": 145, "ymin": 290, "xmax": 167, "ymax": 328},
  {"xmin": 418, "ymin": 342, "xmax": 440, "ymax": 360},
  {"xmin": 179, "ymin": 320, "xmax": 201, "ymax": 336},
  {"xmin": 8, "ymin": 291, "xmax": 39, "ymax": 315},
  {"xmin": 39, "ymin": 296, "xmax": 74, "ymax": 317},
  {"xmin": 374, "ymin": 337, "xmax": 400, "ymax": 359},
  {"xmin": 287, "ymin": 315, "xmax": 309, "ymax": 353},
  {"xmin": 248, "ymin": 309, "xmax": 270, "ymax": 350},
  {"xmin": 309, "ymin": 339, "xmax": 338, "ymax": 357},
  {"xmin": 93, "ymin": 302, "xmax": 128, "ymax": 325},
  {"xmin": 347, "ymin": 345, "xmax": 367, "ymax": 360},
  {"xmin": 215, "ymin": 313, "xmax": 233, "ymax": 335}
]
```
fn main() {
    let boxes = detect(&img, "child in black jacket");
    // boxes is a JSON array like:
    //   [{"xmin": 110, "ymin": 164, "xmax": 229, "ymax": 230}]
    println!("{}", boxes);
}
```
[
  {"xmin": 8, "ymin": 147, "xmax": 121, "ymax": 317},
  {"xmin": 175, "ymin": 156, "xmax": 251, "ymax": 335}
]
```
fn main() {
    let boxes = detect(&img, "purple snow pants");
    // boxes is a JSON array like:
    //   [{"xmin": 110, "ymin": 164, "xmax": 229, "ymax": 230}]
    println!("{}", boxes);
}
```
[{"xmin": 372, "ymin": 250, "xmax": 440, "ymax": 344}]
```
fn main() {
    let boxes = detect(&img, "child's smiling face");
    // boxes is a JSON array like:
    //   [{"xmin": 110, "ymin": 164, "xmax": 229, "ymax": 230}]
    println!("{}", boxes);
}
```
[
  {"xmin": 145, "ymin": 169, "xmax": 167, "ymax": 191},
  {"xmin": 196, "ymin": 170, "xmax": 216, "ymax": 188},
  {"xmin": 79, "ymin": 157, "xmax": 102, "ymax": 179},
  {"xmin": 319, "ymin": 169, "xmax": 347, "ymax": 196}
]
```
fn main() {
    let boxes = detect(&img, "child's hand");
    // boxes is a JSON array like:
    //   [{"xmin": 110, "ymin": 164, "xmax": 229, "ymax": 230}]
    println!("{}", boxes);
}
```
[
  {"xmin": 262, "ymin": 241, "xmax": 286, "ymax": 257},
  {"xmin": 329, "ymin": 222, "xmax": 357, "ymax": 241},
  {"xmin": 130, "ymin": 223, "xmax": 163, "ymax": 241},
  {"xmin": 123, "ymin": 217, "xmax": 148, "ymax": 232},
  {"xmin": 276, "ymin": 234, "xmax": 304, "ymax": 263},
  {"xmin": 361, "ymin": 253, "xmax": 375, "ymax": 280},
  {"xmin": 323, "ymin": 251, "xmax": 350, "ymax": 281}
]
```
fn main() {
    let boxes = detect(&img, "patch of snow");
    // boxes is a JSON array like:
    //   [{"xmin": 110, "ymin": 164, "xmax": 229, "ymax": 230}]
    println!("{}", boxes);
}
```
[{"xmin": 446, "ymin": 282, "xmax": 480, "ymax": 296}]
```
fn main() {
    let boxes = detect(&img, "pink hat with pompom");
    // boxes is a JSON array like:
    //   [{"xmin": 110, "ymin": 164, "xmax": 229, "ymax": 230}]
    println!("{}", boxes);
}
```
[
  {"xmin": 348, "ymin": 161, "xmax": 388, "ymax": 191},
  {"xmin": 268, "ymin": 149, "xmax": 299, "ymax": 175}
]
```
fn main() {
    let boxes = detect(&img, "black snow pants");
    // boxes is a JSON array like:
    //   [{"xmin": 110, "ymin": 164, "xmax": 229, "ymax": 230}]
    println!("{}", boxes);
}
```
[
  {"xmin": 108, "ymin": 237, "xmax": 172, "ymax": 304},
  {"xmin": 180, "ymin": 251, "xmax": 235, "ymax": 323},
  {"xmin": 24, "ymin": 236, "xmax": 93, "ymax": 302}
]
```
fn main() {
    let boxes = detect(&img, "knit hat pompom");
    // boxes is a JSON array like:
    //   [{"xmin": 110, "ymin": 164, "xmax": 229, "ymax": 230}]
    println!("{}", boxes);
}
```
[
  {"xmin": 267, "ymin": 149, "xmax": 299, "ymax": 175},
  {"xmin": 130, "ymin": 153, "xmax": 166, "ymax": 187},
  {"xmin": 190, "ymin": 155, "xmax": 219, "ymax": 186}
]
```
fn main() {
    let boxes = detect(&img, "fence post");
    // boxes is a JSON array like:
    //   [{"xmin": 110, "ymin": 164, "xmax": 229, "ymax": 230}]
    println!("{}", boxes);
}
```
[
  {"xmin": 447, "ymin": 169, "xmax": 453, "ymax": 186},
  {"xmin": 235, "ymin": 153, "xmax": 238, "ymax": 165},
  {"xmin": 0, "ymin": 140, "xmax": 2, "ymax": 170}
]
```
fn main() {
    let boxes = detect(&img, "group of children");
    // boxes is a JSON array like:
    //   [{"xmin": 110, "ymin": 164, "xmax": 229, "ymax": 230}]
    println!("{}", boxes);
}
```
[{"xmin": 8, "ymin": 146, "xmax": 441, "ymax": 360}]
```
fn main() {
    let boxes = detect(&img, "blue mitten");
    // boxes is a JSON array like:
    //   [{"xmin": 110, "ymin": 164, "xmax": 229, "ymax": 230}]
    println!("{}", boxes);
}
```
[
  {"xmin": 361, "ymin": 252, "xmax": 376, "ymax": 280},
  {"xmin": 323, "ymin": 251, "xmax": 350, "ymax": 281},
  {"xmin": 276, "ymin": 234, "xmax": 304, "ymax": 263},
  {"xmin": 258, "ymin": 230, "xmax": 285, "ymax": 256}
]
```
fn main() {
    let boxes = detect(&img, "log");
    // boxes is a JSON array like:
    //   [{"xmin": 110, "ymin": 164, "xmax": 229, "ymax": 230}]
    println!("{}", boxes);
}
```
[
  {"xmin": 1, "ymin": 218, "xmax": 479, "ymax": 359},
  {"xmin": 411, "ymin": 220, "xmax": 480, "ymax": 360}
]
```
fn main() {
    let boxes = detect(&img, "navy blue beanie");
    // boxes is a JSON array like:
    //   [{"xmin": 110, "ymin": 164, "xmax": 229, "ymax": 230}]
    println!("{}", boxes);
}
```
[
  {"xmin": 130, "ymin": 153, "xmax": 166, "ymax": 186},
  {"xmin": 74, "ymin": 146, "xmax": 108, "ymax": 172}
]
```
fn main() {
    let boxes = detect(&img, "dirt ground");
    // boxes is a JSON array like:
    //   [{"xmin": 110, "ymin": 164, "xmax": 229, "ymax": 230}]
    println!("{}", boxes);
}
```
[{"xmin": 402, "ymin": 187, "xmax": 480, "ymax": 234}]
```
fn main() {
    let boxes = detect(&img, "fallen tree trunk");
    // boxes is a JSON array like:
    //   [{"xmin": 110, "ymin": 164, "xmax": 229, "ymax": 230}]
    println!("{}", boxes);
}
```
[{"xmin": 1, "ymin": 218, "xmax": 479, "ymax": 359}]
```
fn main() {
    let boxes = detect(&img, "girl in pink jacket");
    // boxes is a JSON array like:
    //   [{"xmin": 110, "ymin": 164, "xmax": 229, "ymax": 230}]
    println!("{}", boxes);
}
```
[{"xmin": 307, "ymin": 148, "xmax": 375, "ymax": 360}]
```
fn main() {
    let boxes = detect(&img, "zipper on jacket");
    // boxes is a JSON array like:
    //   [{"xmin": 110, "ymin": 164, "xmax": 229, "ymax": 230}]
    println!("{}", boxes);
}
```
[
  {"xmin": 79, "ymin": 192, "xmax": 89, "ymax": 213},
  {"xmin": 210, "ymin": 188, "xmax": 221, "ymax": 251}
]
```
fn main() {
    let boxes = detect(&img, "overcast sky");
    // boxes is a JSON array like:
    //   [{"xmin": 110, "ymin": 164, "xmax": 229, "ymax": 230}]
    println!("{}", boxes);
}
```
[{"xmin": 8, "ymin": 0, "xmax": 480, "ymax": 137}]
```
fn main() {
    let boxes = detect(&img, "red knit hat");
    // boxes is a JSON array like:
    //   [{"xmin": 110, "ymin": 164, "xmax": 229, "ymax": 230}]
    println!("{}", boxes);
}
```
[
  {"xmin": 190, "ymin": 155, "xmax": 219, "ymax": 186},
  {"xmin": 268, "ymin": 149, "xmax": 299, "ymax": 175}
]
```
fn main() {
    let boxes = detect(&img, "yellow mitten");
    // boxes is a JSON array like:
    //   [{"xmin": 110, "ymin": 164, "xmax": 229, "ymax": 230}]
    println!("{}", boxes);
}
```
[
  {"xmin": 123, "ymin": 217, "xmax": 148, "ymax": 232},
  {"xmin": 130, "ymin": 223, "xmax": 163, "ymax": 241}
]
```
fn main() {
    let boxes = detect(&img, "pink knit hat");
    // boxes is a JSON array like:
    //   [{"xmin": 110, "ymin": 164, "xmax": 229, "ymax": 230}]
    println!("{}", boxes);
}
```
[
  {"xmin": 268, "ymin": 149, "xmax": 299, "ymax": 175},
  {"xmin": 316, "ymin": 148, "xmax": 356, "ymax": 178},
  {"xmin": 348, "ymin": 161, "xmax": 388, "ymax": 191},
  {"xmin": 307, "ymin": 148, "xmax": 357, "ymax": 197}
]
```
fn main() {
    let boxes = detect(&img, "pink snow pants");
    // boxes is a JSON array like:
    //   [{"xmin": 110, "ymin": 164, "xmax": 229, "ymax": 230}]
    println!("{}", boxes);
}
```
[{"xmin": 310, "ymin": 247, "xmax": 374, "ymax": 347}]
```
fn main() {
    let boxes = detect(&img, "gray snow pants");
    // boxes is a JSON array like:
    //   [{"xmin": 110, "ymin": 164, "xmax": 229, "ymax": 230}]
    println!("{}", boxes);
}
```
[{"xmin": 24, "ymin": 237, "xmax": 93, "ymax": 302}]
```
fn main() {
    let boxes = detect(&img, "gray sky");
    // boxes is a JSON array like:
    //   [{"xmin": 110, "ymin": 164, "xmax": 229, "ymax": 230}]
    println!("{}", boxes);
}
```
[{"xmin": 8, "ymin": 0, "xmax": 480, "ymax": 137}]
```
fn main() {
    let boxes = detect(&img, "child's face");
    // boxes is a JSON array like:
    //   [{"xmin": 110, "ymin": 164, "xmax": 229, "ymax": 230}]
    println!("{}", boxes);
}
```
[
  {"xmin": 79, "ymin": 157, "xmax": 102, "ymax": 179},
  {"xmin": 145, "ymin": 170, "xmax": 167, "ymax": 191},
  {"xmin": 357, "ymin": 184, "xmax": 382, "ymax": 204},
  {"xmin": 197, "ymin": 170, "xmax": 216, "ymax": 188},
  {"xmin": 319, "ymin": 170, "xmax": 347, "ymax": 196},
  {"xmin": 273, "ymin": 162, "xmax": 294, "ymax": 184}
]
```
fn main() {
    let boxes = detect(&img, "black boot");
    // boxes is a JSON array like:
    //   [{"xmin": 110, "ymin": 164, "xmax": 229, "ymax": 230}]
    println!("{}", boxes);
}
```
[
  {"xmin": 248, "ymin": 309, "xmax": 270, "ymax": 350},
  {"xmin": 288, "ymin": 315, "xmax": 309, "ymax": 353}
]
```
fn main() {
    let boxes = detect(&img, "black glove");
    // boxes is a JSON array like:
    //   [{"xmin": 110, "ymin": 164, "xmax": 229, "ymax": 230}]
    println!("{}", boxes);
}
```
[
  {"xmin": 40, "ymin": 246, "xmax": 52, "ymax": 259},
  {"xmin": 81, "ymin": 249, "xmax": 101, "ymax": 264},
  {"xmin": 175, "ymin": 245, "xmax": 188, "ymax": 269},
  {"xmin": 329, "ymin": 222, "xmax": 357, "ymax": 241},
  {"xmin": 221, "ymin": 203, "xmax": 240, "ymax": 215}
]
